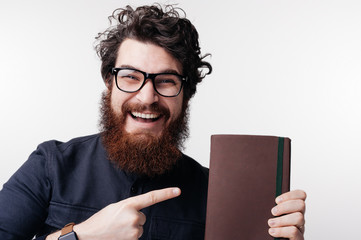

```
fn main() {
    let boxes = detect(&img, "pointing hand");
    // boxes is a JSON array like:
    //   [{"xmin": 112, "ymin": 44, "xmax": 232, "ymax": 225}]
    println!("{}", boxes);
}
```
[{"xmin": 46, "ymin": 187, "xmax": 181, "ymax": 240}]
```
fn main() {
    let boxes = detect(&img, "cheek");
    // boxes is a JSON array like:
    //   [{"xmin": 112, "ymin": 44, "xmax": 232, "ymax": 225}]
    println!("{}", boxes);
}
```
[
  {"xmin": 168, "ymin": 97, "xmax": 184, "ymax": 120},
  {"xmin": 110, "ymin": 90, "xmax": 128, "ymax": 115}
]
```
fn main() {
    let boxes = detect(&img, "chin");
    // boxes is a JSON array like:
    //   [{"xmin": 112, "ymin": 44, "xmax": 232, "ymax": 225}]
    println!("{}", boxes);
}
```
[{"xmin": 127, "ymin": 129, "xmax": 163, "ymax": 138}]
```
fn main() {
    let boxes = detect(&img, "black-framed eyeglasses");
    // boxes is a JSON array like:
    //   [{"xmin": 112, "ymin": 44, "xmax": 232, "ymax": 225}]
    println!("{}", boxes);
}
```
[{"xmin": 111, "ymin": 67, "xmax": 187, "ymax": 97}]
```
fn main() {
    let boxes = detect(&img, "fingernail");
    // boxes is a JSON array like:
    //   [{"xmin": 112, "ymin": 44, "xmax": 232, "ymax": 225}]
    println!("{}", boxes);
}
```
[
  {"xmin": 271, "ymin": 207, "xmax": 278, "ymax": 215},
  {"xmin": 173, "ymin": 188, "xmax": 181, "ymax": 195},
  {"xmin": 276, "ymin": 196, "xmax": 283, "ymax": 203},
  {"xmin": 268, "ymin": 219, "xmax": 276, "ymax": 227},
  {"xmin": 269, "ymin": 228, "xmax": 275, "ymax": 234}
]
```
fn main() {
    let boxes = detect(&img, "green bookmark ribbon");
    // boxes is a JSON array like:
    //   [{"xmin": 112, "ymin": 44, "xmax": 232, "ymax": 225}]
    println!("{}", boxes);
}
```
[
  {"xmin": 275, "ymin": 137, "xmax": 285, "ymax": 240},
  {"xmin": 276, "ymin": 137, "xmax": 284, "ymax": 198}
]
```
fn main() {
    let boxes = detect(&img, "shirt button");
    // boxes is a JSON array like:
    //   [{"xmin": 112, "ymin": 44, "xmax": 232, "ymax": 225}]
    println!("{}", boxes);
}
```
[{"xmin": 131, "ymin": 186, "xmax": 137, "ymax": 194}]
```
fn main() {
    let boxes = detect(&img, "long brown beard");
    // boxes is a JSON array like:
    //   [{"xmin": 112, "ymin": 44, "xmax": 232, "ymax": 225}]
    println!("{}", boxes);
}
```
[{"xmin": 99, "ymin": 89, "xmax": 189, "ymax": 178}]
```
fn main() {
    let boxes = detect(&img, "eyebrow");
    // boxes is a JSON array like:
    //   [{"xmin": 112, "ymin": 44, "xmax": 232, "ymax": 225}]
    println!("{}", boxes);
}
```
[{"xmin": 119, "ymin": 64, "xmax": 181, "ymax": 75}]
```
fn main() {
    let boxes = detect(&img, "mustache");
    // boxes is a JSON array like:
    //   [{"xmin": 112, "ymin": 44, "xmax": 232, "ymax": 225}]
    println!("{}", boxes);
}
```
[{"xmin": 121, "ymin": 102, "xmax": 170, "ymax": 120}]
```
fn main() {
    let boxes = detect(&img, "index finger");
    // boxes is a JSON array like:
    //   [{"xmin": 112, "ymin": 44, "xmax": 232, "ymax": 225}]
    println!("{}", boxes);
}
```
[
  {"xmin": 128, "ymin": 187, "xmax": 181, "ymax": 210},
  {"xmin": 276, "ymin": 189, "xmax": 307, "ymax": 204}
]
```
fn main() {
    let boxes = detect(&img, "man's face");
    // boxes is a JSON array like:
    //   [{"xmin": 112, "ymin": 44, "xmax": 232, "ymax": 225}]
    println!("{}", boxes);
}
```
[
  {"xmin": 100, "ymin": 38, "xmax": 188, "ymax": 177},
  {"xmin": 110, "ymin": 38, "xmax": 184, "ymax": 138}
]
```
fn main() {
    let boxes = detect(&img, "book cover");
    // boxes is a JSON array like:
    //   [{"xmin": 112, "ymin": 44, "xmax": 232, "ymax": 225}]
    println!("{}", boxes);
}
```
[{"xmin": 205, "ymin": 135, "xmax": 291, "ymax": 240}]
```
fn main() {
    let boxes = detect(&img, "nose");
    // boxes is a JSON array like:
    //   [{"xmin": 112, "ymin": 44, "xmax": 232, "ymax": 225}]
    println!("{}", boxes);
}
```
[{"xmin": 135, "ymin": 79, "xmax": 159, "ymax": 104}]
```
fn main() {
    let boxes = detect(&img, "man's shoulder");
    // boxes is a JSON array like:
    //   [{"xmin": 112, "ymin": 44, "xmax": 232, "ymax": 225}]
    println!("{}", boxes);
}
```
[
  {"xmin": 31, "ymin": 133, "xmax": 105, "ymax": 166},
  {"xmin": 37, "ymin": 133, "xmax": 101, "ymax": 153}
]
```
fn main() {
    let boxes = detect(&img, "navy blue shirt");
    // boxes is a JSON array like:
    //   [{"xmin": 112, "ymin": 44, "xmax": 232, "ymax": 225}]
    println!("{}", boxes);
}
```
[{"xmin": 0, "ymin": 134, "xmax": 209, "ymax": 240}]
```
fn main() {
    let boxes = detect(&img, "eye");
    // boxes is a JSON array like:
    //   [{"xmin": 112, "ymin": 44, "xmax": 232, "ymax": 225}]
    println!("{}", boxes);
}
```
[
  {"xmin": 118, "ymin": 70, "xmax": 142, "ymax": 82},
  {"xmin": 155, "ymin": 75, "xmax": 179, "ymax": 86},
  {"xmin": 158, "ymin": 79, "xmax": 176, "ymax": 84},
  {"xmin": 125, "ymin": 74, "xmax": 140, "ymax": 80}
]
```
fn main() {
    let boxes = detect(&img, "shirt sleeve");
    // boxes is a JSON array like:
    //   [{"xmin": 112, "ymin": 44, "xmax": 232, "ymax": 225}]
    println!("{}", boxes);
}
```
[{"xmin": 0, "ymin": 145, "xmax": 52, "ymax": 240}]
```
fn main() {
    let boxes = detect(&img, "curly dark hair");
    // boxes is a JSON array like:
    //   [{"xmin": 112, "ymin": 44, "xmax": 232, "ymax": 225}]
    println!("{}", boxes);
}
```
[{"xmin": 95, "ymin": 4, "xmax": 212, "ymax": 101}]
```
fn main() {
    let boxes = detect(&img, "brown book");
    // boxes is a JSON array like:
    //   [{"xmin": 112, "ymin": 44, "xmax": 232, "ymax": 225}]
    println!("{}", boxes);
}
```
[{"xmin": 205, "ymin": 135, "xmax": 291, "ymax": 240}]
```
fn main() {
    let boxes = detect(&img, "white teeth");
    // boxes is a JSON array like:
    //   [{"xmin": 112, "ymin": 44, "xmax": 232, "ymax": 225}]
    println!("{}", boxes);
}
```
[{"xmin": 132, "ymin": 112, "xmax": 159, "ymax": 119}]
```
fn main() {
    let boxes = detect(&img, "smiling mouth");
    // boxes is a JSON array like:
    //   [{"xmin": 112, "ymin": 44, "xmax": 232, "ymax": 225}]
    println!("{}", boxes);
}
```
[{"xmin": 130, "ymin": 111, "xmax": 161, "ymax": 122}]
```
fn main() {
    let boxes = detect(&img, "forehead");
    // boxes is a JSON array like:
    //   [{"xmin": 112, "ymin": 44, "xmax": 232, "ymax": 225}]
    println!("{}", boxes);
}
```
[{"xmin": 115, "ymin": 38, "xmax": 183, "ymax": 74}]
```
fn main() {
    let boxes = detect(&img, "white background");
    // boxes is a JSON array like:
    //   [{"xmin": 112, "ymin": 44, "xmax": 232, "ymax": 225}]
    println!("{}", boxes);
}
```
[{"xmin": 1, "ymin": 0, "xmax": 361, "ymax": 239}]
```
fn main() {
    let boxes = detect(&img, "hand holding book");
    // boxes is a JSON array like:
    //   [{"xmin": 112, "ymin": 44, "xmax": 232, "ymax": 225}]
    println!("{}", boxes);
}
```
[{"xmin": 268, "ymin": 189, "xmax": 306, "ymax": 240}]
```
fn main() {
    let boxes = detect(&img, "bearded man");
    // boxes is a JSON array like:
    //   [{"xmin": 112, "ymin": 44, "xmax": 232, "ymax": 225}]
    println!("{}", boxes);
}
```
[{"xmin": 0, "ymin": 4, "xmax": 306, "ymax": 240}]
